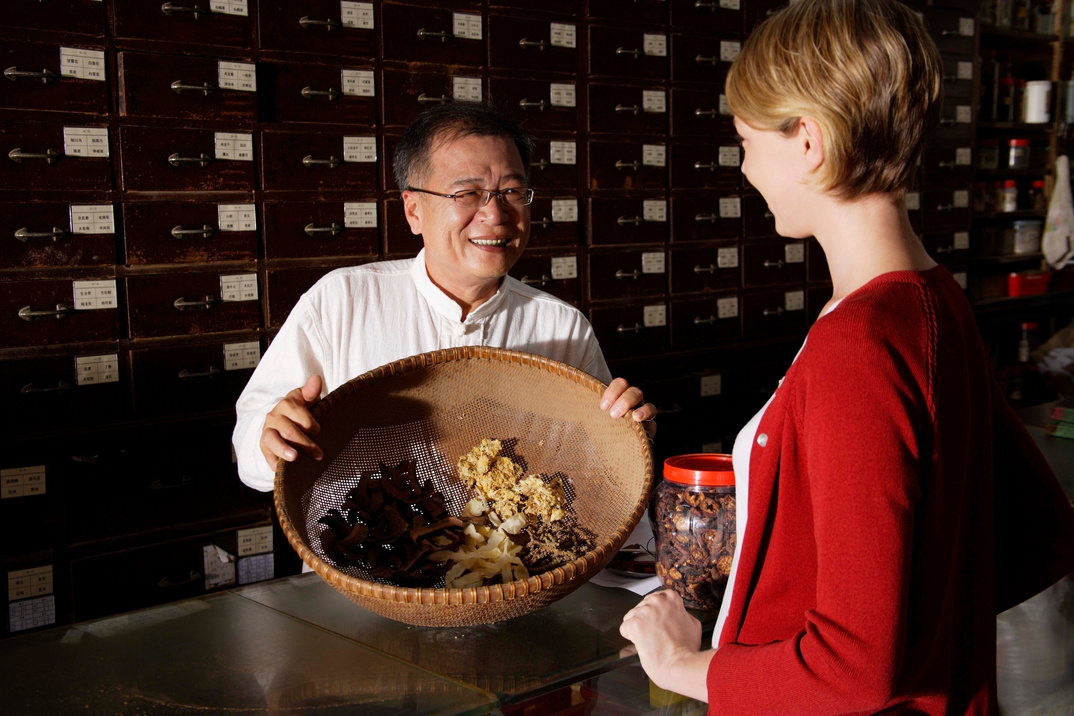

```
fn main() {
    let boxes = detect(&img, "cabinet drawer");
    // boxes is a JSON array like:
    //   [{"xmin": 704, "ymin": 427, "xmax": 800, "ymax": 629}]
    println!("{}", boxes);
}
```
[
  {"xmin": 924, "ymin": 9, "xmax": 975, "ymax": 55},
  {"xmin": 380, "ymin": 68, "xmax": 478, "ymax": 129},
  {"xmin": 588, "ymin": 248, "xmax": 668, "ymax": 301},
  {"xmin": 589, "ymin": 303, "xmax": 671, "ymax": 358},
  {"xmin": 1, "ymin": 439, "xmax": 57, "ymax": 558},
  {"xmin": 489, "ymin": 77, "xmax": 581, "ymax": 134},
  {"xmin": 112, "ymin": 0, "xmax": 256, "ymax": 48},
  {"xmin": 117, "ymin": 125, "xmax": 256, "ymax": 191},
  {"xmin": 4, "ymin": 0, "xmax": 107, "ymax": 37},
  {"xmin": 588, "ymin": 25, "xmax": 669, "ymax": 80},
  {"xmin": 0, "ymin": 350, "xmax": 129, "ymax": 430},
  {"xmin": 741, "ymin": 288, "xmax": 808, "ymax": 338},
  {"xmin": 923, "ymin": 229, "xmax": 970, "ymax": 268},
  {"xmin": 741, "ymin": 192, "xmax": 776, "ymax": 239},
  {"xmin": 669, "ymin": 243, "xmax": 740, "ymax": 294},
  {"xmin": 488, "ymin": 14, "xmax": 579, "ymax": 74},
  {"xmin": 382, "ymin": 197, "xmax": 424, "ymax": 256},
  {"xmin": 260, "ymin": 128, "xmax": 378, "ymax": 191},
  {"xmin": 125, "ymin": 273, "xmax": 260, "ymax": 339},
  {"xmin": 121, "ymin": 201, "xmax": 258, "ymax": 265},
  {"xmin": 258, "ymin": 0, "xmax": 376, "ymax": 58},
  {"xmin": 921, "ymin": 143, "xmax": 974, "ymax": 183},
  {"xmin": 528, "ymin": 138, "xmax": 581, "ymax": 190},
  {"xmin": 130, "ymin": 339, "xmax": 259, "ymax": 414},
  {"xmin": 263, "ymin": 200, "xmax": 379, "ymax": 260},
  {"xmin": 509, "ymin": 250, "xmax": 581, "ymax": 305},
  {"xmin": 588, "ymin": 140, "xmax": 668, "ymax": 191},
  {"xmin": 588, "ymin": 84, "xmax": 668, "ymax": 135},
  {"xmin": 381, "ymin": 4, "xmax": 486, "ymax": 67},
  {"xmin": 670, "ymin": 87, "xmax": 732, "ymax": 137},
  {"xmin": 941, "ymin": 55, "xmax": 975, "ymax": 102},
  {"xmin": 0, "ymin": 40, "xmax": 109, "ymax": 115},
  {"xmin": 670, "ymin": 294, "xmax": 741, "ymax": 349},
  {"xmin": 586, "ymin": 0, "xmax": 668, "ymax": 25},
  {"xmin": 0, "ymin": 121, "xmax": 112, "ymax": 192},
  {"xmin": 261, "ymin": 61, "xmax": 377, "ymax": 126},
  {"xmin": 527, "ymin": 197, "xmax": 582, "ymax": 248},
  {"xmin": 588, "ymin": 197, "xmax": 669, "ymax": 245},
  {"xmin": 742, "ymin": 239, "xmax": 806, "ymax": 287},
  {"xmin": 669, "ymin": 0, "xmax": 744, "ymax": 36},
  {"xmin": 669, "ymin": 194, "xmax": 741, "ymax": 243},
  {"xmin": 0, "ymin": 277, "xmax": 120, "ymax": 349},
  {"xmin": 670, "ymin": 33, "xmax": 738, "ymax": 84},
  {"xmin": 116, "ymin": 52, "xmax": 258, "ymax": 122},
  {"xmin": 266, "ymin": 265, "xmax": 338, "ymax": 329},
  {"xmin": 0, "ymin": 199, "xmax": 116, "ymax": 269},
  {"xmin": 669, "ymin": 142, "xmax": 740, "ymax": 190},
  {"xmin": 921, "ymin": 187, "xmax": 972, "ymax": 228}
]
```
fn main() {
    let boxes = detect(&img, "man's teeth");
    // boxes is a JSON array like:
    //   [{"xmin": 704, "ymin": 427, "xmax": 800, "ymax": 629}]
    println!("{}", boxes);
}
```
[{"xmin": 470, "ymin": 238, "xmax": 508, "ymax": 246}]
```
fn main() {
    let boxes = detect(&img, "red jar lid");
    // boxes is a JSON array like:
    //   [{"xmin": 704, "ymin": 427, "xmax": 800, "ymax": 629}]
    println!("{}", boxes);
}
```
[
  {"xmin": 1009, "ymin": 139, "xmax": 1030, "ymax": 147},
  {"xmin": 664, "ymin": 453, "xmax": 735, "ymax": 486}
]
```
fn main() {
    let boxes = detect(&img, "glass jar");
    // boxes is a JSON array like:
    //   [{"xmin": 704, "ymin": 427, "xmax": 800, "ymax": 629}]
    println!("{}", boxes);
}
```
[
  {"xmin": 997, "ymin": 180, "xmax": 1020, "ymax": 212},
  {"xmin": 1028, "ymin": 179, "xmax": 1046, "ymax": 211},
  {"xmin": 1007, "ymin": 139, "xmax": 1030, "ymax": 169},
  {"xmin": 649, "ymin": 454, "xmax": 736, "ymax": 611}
]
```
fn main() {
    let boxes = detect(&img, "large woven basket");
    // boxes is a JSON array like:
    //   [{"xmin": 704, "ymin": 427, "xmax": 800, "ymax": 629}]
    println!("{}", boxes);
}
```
[{"xmin": 274, "ymin": 347, "xmax": 654, "ymax": 627}]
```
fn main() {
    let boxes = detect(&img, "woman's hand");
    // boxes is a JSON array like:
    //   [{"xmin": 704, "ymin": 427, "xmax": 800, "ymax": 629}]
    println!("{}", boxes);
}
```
[{"xmin": 620, "ymin": 589, "xmax": 711, "ymax": 702}]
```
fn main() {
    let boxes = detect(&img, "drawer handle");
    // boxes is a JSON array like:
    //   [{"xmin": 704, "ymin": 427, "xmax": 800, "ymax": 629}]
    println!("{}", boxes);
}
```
[
  {"xmin": 171, "ymin": 224, "xmax": 217, "ymax": 239},
  {"xmin": 15, "ymin": 227, "xmax": 69, "ymax": 242},
  {"xmin": 615, "ymin": 104, "xmax": 643, "ymax": 115},
  {"xmin": 532, "ymin": 217, "xmax": 553, "ymax": 229},
  {"xmin": 302, "ymin": 155, "xmax": 342, "ymax": 169},
  {"xmin": 301, "ymin": 86, "xmax": 341, "ymax": 101},
  {"xmin": 168, "ymin": 152, "xmax": 213, "ymax": 168},
  {"xmin": 617, "ymin": 215, "xmax": 644, "ymax": 226},
  {"xmin": 158, "ymin": 571, "xmax": 202, "ymax": 589},
  {"xmin": 940, "ymin": 29, "xmax": 965, "ymax": 37},
  {"xmin": 304, "ymin": 222, "xmax": 344, "ymax": 236},
  {"xmin": 693, "ymin": 314, "xmax": 717, "ymax": 325},
  {"xmin": 173, "ymin": 295, "xmax": 219, "ymax": 310},
  {"xmin": 694, "ymin": 161, "xmax": 718, "ymax": 171},
  {"xmin": 416, "ymin": 28, "xmax": 451, "ymax": 42},
  {"xmin": 935, "ymin": 203, "xmax": 955, "ymax": 212},
  {"xmin": 8, "ymin": 147, "xmax": 62, "ymax": 164},
  {"xmin": 763, "ymin": 209, "xmax": 774, "ymax": 219},
  {"xmin": 694, "ymin": 1, "xmax": 720, "ymax": 9},
  {"xmin": 937, "ymin": 160, "xmax": 956, "ymax": 168},
  {"xmin": 763, "ymin": 307, "xmax": 785, "ymax": 317},
  {"xmin": 519, "ymin": 99, "xmax": 549, "ymax": 111},
  {"xmin": 763, "ymin": 259, "xmax": 785, "ymax": 269},
  {"xmin": 615, "ymin": 160, "xmax": 642, "ymax": 170},
  {"xmin": 300, "ymin": 16, "xmax": 341, "ymax": 31},
  {"xmin": 693, "ymin": 264, "xmax": 717, "ymax": 274},
  {"xmin": 530, "ymin": 159, "xmax": 551, "ymax": 171},
  {"xmin": 521, "ymin": 274, "xmax": 552, "ymax": 286},
  {"xmin": 615, "ymin": 269, "xmax": 642, "ymax": 280},
  {"xmin": 695, "ymin": 55, "xmax": 719, "ymax": 65},
  {"xmin": 694, "ymin": 108, "xmax": 718, "ymax": 117},
  {"xmin": 694, "ymin": 213, "xmax": 718, "ymax": 223},
  {"xmin": 150, "ymin": 475, "xmax": 196, "ymax": 490},
  {"xmin": 178, "ymin": 366, "xmax": 223, "ymax": 380},
  {"xmin": 935, "ymin": 245, "xmax": 955, "ymax": 254},
  {"xmin": 21, "ymin": 381, "xmax": 72, "ymax": 394},
  {"xmin": 616, "ymin": 47, "xmax": 642, "ymax": 58},
  {"xmin": 417, "ymin": 93, "xmax": 450, "ymax": 105},
  {"xmin": 617, "ymin": 322, "xmax": 643, "ymax": 334},
  {"xmin": 519, "ymin": 39, "xmax": 550, "ymax": 51},
  {"xmin": 171, "ymin": 80, "xmax": 216, "ymax": 96},
  {"xmin": 18, "ymin": 304, "xmax": 71, "ymax": 321},
  {"xmin": 4, "ymin": 67, "xmax": 58, "ymax": 84},
  {"xmin": 161, "ymin": 2, "xmax": 211, "ymax": 19}
]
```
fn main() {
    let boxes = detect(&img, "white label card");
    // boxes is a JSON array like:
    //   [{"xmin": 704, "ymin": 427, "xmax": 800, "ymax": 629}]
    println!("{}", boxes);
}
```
[
  {"xmin": 643, "ymin": 200, "xmax": 667, "ymax": 222},
  {"xmin": 215, "ymin": 132, "xmax": 253, "ymax": 161},
  {"xmin": 211, "ymin": 0, "xmax": 248, "ymax": 16},
  {"xmin": 953, "ymin": 190, "xmax": 969, "ymax": 208},
  {"xmin": 785, "ymin": 243, "xmax": 805, "ymax": 264},
  {"xmin": 644, "ymin": 34, "xmax": 667, "ymax": 57},
  {"xmin": 718, "ymin": 197, "xmax": 741, "ymax": 218},
  {"xmin": 343, "ymin": 136, "xmax": 376, "ymax": 163},
  {"xmin": 9, "ymin": 596, "xmax": 55, "ymax": 632},
  {"xmin": 906, "ymin": 192, "xmax": 921, "ymax": 210},
  {"xmin": 60, "ymin": 47, "xmax": 106, "ymax": 81},
  {"xmin": 720, "ymin": 41, "xmax": 741, "ymax": 62},
  {"xmin": 721, "ymin": 0, "xmax": 741, "ymax": 8},
  {"xmin": 2, "ymin": 467, "xmax": 46, "ymax": 500},
  {"xmin": 642, "ymin": 90, "xmax": 666, "ymax": 113},
  {"xmin": 717, "ymin": 247, "xmax": 739, "ymax": 268},
  {"xmin": 8, "ymin": 566, "xmax": 52, "ymax": 601},
  {"xmin": 453, "ymin": 76, "xmax": 482, "ymax": 102},
  {"xmin": 643, "ymin": 304, "xmax": 667, "ymax": 328},
  {"xmin": 72, "ymin": 279, "xmax": 117, "ymax": 310},
  {"xmin": 75, "ymin": 353, "xmax": 119, "ymax": 386},
  {"xmin": 719, "ymin": 146, "xmax": 741, "ymax": 166},
  {"xmin": 453, "ymin": 12, "xmax": 482, "ymax": 39},
  {"xmin": 218, "ymin": 204, "xmax": 256, "ymax": 232},
  {"xmin": 63, "ymin": 126, "xmax": 109, "ymax": 157},
  {"xmin": 224, "ymin": 341, "xmax": 260, "ymax": 371},
  {"xmin": 719, "ymin": 94, "xmax": 732, "ymax": 115},
  {"xmin": 551, "ymin": 199, "xmax": 578, "ymax": 222},
  {"xmin": 642, "ymin": 144, "xmax": 666, "ymax": 167},
  {"xmin": 700, "ymin": 374, "xmax": 722, "ymax": 397},
  {"xmin": 550, "ymin": 83, "xmax": 576, "ymax": 107},
  {"xmin": 958, "ymin": 17, "xmax": 975, "ymax": 36},
  {"xmin": 717, "ymin": 296, "xmax": 739, "ymax": 319},
  {"xmin": 341, "ymin": 1, "xmax": 374, "ymax": 29},
  {"xmin": 203, "ymin": 545, "xmax": 236, "ymax": 590},
  {"xmin": 550, "ymin": 23, "xmax": 577, "ymax": 48},
  {"xmin": 955, "ymin": 148, "xmax": 972, "ymax": 166},
  {"xmin": 551, "ymin": 255, "xmax": 578, "ymax": 280},
  {"xmin": 218, "ymin": 61, "xmax": 256, "ymax": 92},
  {"xmin": 237, "ymin": 526, "xmax": 273, "ymax": 556},
  {"xmin": 342, "ymin": 69, "xmax": 375, "ymax": 97},
  {"xmin": 956, "ymin": 105, "xmax": 972, "ymax": 124},
  {"xmin": 344, "ymin": 201, "xmax": 377, "ymax": 228},
  {"xmin": 785, "ymin": 290, "xmax": 805, "ymax": 312},
  {"xmin": 220, "ymin": 273, "xmax": 258, "ymax": 302},
  {"xmin": 69, "ymin": 204, "xmax": 114, "ymax": 234},
  {"xmin": 641, "ymin": 252, "xmax": 666, "ymax": 274},
  {"xmin": 549, "ymin": 141, "xmax": 576, "ymax": 165},
  {"xmin": 953, "ymin": 272, "xmax": 967, "ymax": 289},
  {"xmin": 957, "ymin": 61, "xmax": 973, "ymax": 81},
  {"xmin": 954, "ymin": 231, "xmax": 970, "ymax": 250}
]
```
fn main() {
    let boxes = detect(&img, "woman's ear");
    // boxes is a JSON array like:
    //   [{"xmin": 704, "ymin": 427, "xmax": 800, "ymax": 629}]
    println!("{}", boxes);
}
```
[{"xmin": 798, "ymin": 117, "xmax": 825, "ymax": 173}]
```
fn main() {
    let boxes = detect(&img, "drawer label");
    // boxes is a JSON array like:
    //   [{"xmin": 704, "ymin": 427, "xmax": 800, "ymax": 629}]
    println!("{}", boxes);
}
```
[
  {"xmin": 718, "ymin": 196, "xmax": 741, "ymax": 218},
  {"xmin": 342, "ymin": 69, "xmax": 375, "ymax": 97},
  {"xmin": 203, "ymin": 545, "xmax": 236, "ymax": 590},
  {"xmin": 958, "ymin": 17, "xmax": 975, "ymax": 36},
  {"xmin": 643, "ymin": 304, "xmax": 667, "ymax": 328},
  {"xmin": 215, "ymin": 132, "xmax": 253, "ymax": 161},
  {"xmin": 238, "ymin": 554, "xmax": 274, "ymax": 585},
  {"xmin": 224, "ymin": 341, "xmax": 260, "ymax": 371},
  {"xmin": 953, "ymin": 231, "xmax": 970, "ymax": 250},
  {"xmin": 643, "ymin": 34, "xmax": 667, "ymax": 57},
  {"xmin": 69, "ymin": 204, "xmax": 115, "ymax": 234},
  {"xmin": 75, "ymin": 353, "xmax": 119, "ymax": 386},
  {"xmin": 955, "ymin": 147, "xmax": 972, "ymax": 166},
  {"xmin": 720, "ymin": 41, "xmax": 741, "ymax": 63},
  {"xmin": 60, "ymin": 47, "xmax": 105, "ymax": 82},
  {"xmin": 785, "ymin": 290, "xmax": 805, "ymax": 312},
  {"xmin": 72, "ymin": 279, "xmax": 117, "ymax": 310},
  {"xmin": 550, "ymin": 22, "xmax": 577, "ymax": 49},
  {"xmin": 220, "ymin": 273, "xmax": 258, "ymax": 302},
  {"xmin": 642, "ymin": 90, "xmax": 666, "ymax": 113},
  {"xmin": 905, "ymin": 191, "xmax": 920, "ymax": 210},
  {"xmin": 784, "ymin": 243, "xmax": 805, "ymax": 264},
  {"xmin": 453, "ymin": 76, "xmax": 482, "ymax": 103},
  {"xmin": 641, "ymin": 252, "xmax": 665, "ymax": 274},
  {"xmin": 643, "ymin": 200, "xmax": 667, "ymax": 222},
  {"xmin": 717, "ymin": 296, "xmax": 739, "ymax": 319},
  {"xmin": 551, "ymin": 255, "xmax": 578, "ymax": 280},
  {"xmin": 957, "ymin": 61, "xmax": 973, "ymax": 80},
  {"xmin": 642, "ymin": 144, "xmax": 666, "ymax": 167},
  {"xmin": 721, "ymin": 0, "xmax": 741, "ymax": 9},
  {"xmin": 341, "ymin": 1, "xmax": 374, "ymax": 29},
  {"xmin": 343, "ymin": 136, "xmax": 376, "ymax": 163},
  {"xmin": 719, "ymin": 94, "xmax": 731, "ymax": 115},
  {"xmin": 700, "ymin": 374, "xmax": 722, "ymax": 397},
  {"xmin": 237, "ymin": 525, "xmax": 273, "ymax": 556},
  {"xmin": 9, "ymin": 595, "xmax": 55, "ymax": 632},
  {"xmin": 550, "ymin": 82, "xmax": 576, "ymax": 108},
  {"xmin": 211, "ymin": 0, "xmax": 248, "ymax": 16},
  {"xmin": 344, "ymin": 201, "xmax": 377, "ymax": 228},
  {"xmin": 453, "ymin": 12, "xmax": 482, "ymax": 40},
  {"xmin": 953, "ymin": 190, "xmax": 969, "ymax": 208},
  {"xmin": 218, "ymin": 61, "xmax": 256, "ymax": 92},
  {"xmin": 2, "ymin": 466, "xmax": 46, "ymax": 500},
  {"xmin": 63, "ymin": 126, "xmax": 109, "ymax": 157},
  {"xmin": 550, "ymin": 140, "xmax": 576, "ymax": 165},
  {"xmin": 551, "ymin": 199, "xmax": 578, "ymax": 222},
  {"xmin": 718, "ymin": 146, "xmax": 740, "ymax": 167},
  {"xmin": 218, "ymin": 203, "xmax": 256, "ymax": 232},
  {"xmin": 717, "ymin": 247, "xmax": 739, "ymax": 268}
]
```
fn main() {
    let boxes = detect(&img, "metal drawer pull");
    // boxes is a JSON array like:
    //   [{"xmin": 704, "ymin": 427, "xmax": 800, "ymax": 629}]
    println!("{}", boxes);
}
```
[
  {"xmin": 694, "ymin": 161, "xmax": 718, "ymax": 171},
  {"xmin": 521, "ymin": 274, "xmax": 551, "ymax": 286},
  {"xmin": 695, "ymin": 55, "xmax": 719, "ymax": 65},
  {"xmin": 21, "ymin": 381, "xmax": 72, "ymax": 394},
  {"xmin": 530, "ymin": 159, "xmax": 551, "ymax": 171},
  {"xmin": 693, "ymin": 315, "xmax": 717, "ymax": 325},
  {"xmin": 617, "ymin": 322, "xmax": 643, "ymax": 334},
  {"xmin": 15, "ymin": 227, "xmax": 69, "ymax": 242},
  {"xmin": 615, "ymin": 269, "xmax": 642, "ymax": 280},
  {"xmin": 171, "ymin": 224, "xmax": 217, "ymax": 239},
  {"xmin": 171, "ymin": 80, "xmax": 217, "ymax": 95},
  {"xmin": 150, "ymin": 475, "xmax": 196, "ymax": 490},
  {"xmin": 694, "ymin": 108, "xmax": 718, "ymax": 117},
  {"xmin": 300, "ymin": 16, "xmax": 341, "ymax": 30},
  {"xmin": 935, "ymin": 245, "xmax": 955, "ymax": 254},
  {"xmin": 173, "ymin": 295, "xmax": 219, "ymax": 310},
  {"xmin": 178, "ymin": 366, "xmax": 223, "ymax": 380},
  {"xmin": 532, "ymin": 217, "xmax": 553, "ymax": 229},
  {"xmin": 616, "ymin": 47, "xmax": 642, "ymax": 58},
  {"xmin": 4, "ymin": 67, "xmax": 58, "ymax": 83},
  {"xmin": 695, "ymin": 1, "xmax": 719, "ymax": 8},
  {"xmin": 18, "ymin": 304, "xmax": 71, "ymax": 321},
  {"xmin": 302, "ymin": 155, "xmax": 342, "ymax": 169},
  {"xmin": 936, "ymin": 203, "xmax": 954, "ymax": 212},
  {"xmin": 417, "ymin": 28, "xmax": 450, "ymax": 41},
  {"xmin": 763, "ymin": 259, "xmax": 785, "ymax": 269},
  {"xmin": 617, "ymin": 215, "xmax": 644, "ymax": 226},
  {"xmin": 519, "ymin": 39, "xmax": 550, "ymax": 51},
  {"xmin": 8, "ymin": 147, "xmax": 62, "ymax": 164},
  {"xmin": 304, "ymin": 222, "xmax": 343, "ymax": 236},
  {"xmin": 615, "ymin": 160, "xmax": 642, "ymax": 170},
  {"xmin": 937, "ymin": 160, "xmax": 955, "ymax": 168},
  {"xmin": 940, "ymin": 29, "xmax": 963, "ymax": 37},
  {"xmin": 763, "ymin": 307, "xmax": 785, "ymax": 316},
  {"xmin": 519, "ymin": 99, "xmax": 549, "ymax": 111},
  {"xmin": 168, "ymin": 152, "xmax": 212, "ymax": 168},
  {"xmin": 694, "ymin": 213, "xmax": 718, "ymax": 223},
  {"xmin": 301, "ymin": 86, "xmax": 341, "ymax": 101},
  {"xmin": 615, "ymin": 104, "xmax": 643, "ymax": 115},
  {"xmin": 158, "ymin": 571, "xmax": 201, "ymax": 589},
  {"xmin": 161, "ymin": 2, "xmax": 210, "ymax": 19},
  {"xmin": 763, "ymin": 209, "xmax": 774, "ymax": 219},
  {"xmin": 693, "ymin": 264, "xmax": 717, "ymax": 274},
  {"xmin": 417, "ymin": 93, "xmax": 450, "ymax": 105}
]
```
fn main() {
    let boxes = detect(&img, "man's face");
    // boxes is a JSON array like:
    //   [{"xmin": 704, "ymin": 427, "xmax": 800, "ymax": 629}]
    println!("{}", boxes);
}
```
[{"xmin": 402, "ymin": 133, "xmax": 530, "ymax": 301}]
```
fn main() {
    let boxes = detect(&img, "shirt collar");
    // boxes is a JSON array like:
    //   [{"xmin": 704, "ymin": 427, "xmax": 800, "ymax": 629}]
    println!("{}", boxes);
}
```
[{"xmin": 410, "ymin": 248, "xmax": 510, "ymax": 323}]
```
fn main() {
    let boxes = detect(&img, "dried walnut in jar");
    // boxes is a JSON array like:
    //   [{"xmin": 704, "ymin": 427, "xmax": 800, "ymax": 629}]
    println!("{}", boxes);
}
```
[{"xmin": 649, "ymin": 454, "xmax": 736, "ymax": 611}]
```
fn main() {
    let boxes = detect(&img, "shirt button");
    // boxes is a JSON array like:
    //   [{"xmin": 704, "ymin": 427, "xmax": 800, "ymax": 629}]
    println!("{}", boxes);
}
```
[{"xmin": 756, "ymin": 433, "xmax": 768, "ymax": 447}]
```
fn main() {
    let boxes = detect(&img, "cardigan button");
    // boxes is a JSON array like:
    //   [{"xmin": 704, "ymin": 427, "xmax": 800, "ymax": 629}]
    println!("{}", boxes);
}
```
[{"xmin": 756, "ymin": 433, "xmax": 768, "ymax": 447}]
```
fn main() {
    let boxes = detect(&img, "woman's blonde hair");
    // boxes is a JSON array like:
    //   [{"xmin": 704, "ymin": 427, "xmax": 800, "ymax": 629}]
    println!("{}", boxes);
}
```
[{"xmin": 726, "ymin": 0, "xmax": 942, "ymax": 199}]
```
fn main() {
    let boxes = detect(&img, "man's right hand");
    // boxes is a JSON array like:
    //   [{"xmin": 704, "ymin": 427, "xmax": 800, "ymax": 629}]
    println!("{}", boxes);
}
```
[{"xmin": 260, "ymin": 375, "xmax": 324, "ymax": 470}]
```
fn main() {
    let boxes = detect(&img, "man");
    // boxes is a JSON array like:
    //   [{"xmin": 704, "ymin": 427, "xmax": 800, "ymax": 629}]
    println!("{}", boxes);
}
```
[{"xmin": 233, "ymin": 101, "xmax": 655, "ymax": 490}]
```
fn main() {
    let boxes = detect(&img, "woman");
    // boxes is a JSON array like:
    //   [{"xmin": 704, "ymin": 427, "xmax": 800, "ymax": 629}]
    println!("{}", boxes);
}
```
[{"xmin": 619, "ymin": 0, "xmax": 1074, "ymax": 713}]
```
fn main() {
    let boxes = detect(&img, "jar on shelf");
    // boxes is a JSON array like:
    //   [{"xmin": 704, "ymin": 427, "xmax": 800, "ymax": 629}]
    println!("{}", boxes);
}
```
[
  {"xmin": 997, "ymin": 179, "xmax": 1020, "ymax": 212},
  {"xmin": 1033, "ymin": 0, "xmax": 1055, "ymax": 33},
  {"xmin": 1007, "ymin": 138, "xmax": 1030, "ymax": 169},
  {"xmin": 1012, "ymin": 219, "xmax": 1043, "ymax": 253},
  {"xmin": 1027, "ymin": 179, "xmax": 1046, "ymax": 211},
  {"xmin": 649, "ymin": 454, "xmax": 736, "ymax": 611}
]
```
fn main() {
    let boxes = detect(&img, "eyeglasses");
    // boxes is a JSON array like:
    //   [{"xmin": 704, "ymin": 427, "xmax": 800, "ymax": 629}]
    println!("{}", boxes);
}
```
[{"xmin": 406, "ymin": 186, "xmax": 536, "ymax": 208}]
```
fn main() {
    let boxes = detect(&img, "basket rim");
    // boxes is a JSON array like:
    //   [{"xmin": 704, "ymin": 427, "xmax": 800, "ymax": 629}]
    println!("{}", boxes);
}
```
[{"xmin": 273, "ymin": 346, "xmax": 655, "ymax": 607}]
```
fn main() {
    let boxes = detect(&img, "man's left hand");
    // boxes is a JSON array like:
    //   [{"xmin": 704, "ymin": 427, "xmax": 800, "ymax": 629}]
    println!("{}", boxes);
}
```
[{"xmin": 601, "ymin": 377, "xmax": 657, "ymax": 438}]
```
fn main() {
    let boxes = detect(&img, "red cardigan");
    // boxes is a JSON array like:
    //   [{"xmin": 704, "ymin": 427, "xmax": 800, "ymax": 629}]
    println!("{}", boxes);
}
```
[{"xmin": 707, "ymin": 267, "xmax": 1074, "ymax": 715}]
